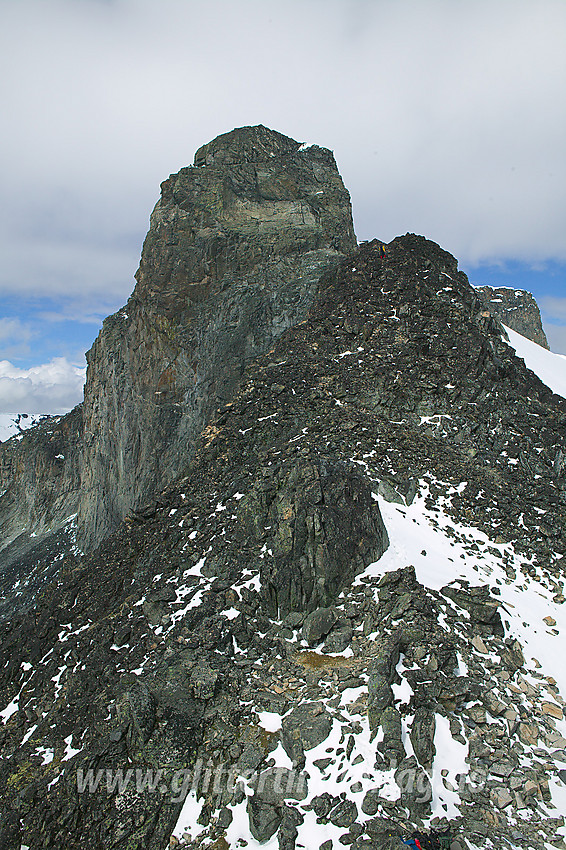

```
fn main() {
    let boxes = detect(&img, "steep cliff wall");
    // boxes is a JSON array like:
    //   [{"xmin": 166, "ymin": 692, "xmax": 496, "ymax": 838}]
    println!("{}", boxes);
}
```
[
  {"xmin": 78, "ymin": 125, "xmax": 356, "ymax": 550},
  {"xmin": 476, "ymin": 284, "xmax": 549, "ymax": 349},
  {"xmin": 0, "ymin": 410, "xmax": 81, "ymax": 548},
  {"xmin": 0, "ymin": 408, "xmax": 82, "ymax": 616}
]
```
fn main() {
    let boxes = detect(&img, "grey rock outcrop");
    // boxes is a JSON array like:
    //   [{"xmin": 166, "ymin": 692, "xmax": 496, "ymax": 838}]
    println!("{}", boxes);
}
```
[
  {"xmin": 476, "ymin": 285, "xmax": 549, "ymax": 348},
  {"xmin": 239, "ymin": 455, "xmax": 389, "ymax": 617},
  {"xmin": 78, "ymin": 125, "xmax": 356, "ymax": 550},
  {"xmin": 302, "ymin": 607, "xmax": 337, "ymax": 645}
]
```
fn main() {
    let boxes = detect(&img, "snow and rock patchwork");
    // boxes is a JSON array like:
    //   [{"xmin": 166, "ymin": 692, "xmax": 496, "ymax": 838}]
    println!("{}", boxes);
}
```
[
  {"xmin": 2, "ymin": 207, "xmax": 566, "ymax": 846},
  {"xmin": 0, "ymin": 413, "xmax": 53, "ymax": 443}
]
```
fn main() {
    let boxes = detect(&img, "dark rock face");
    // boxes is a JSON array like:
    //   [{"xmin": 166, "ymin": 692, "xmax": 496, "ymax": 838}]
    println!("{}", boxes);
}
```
[
  {"xmin": 78, "ymin": 125, "xmax": 356, "ymax": 550},
  {"xmin": 247, "ymin": 796, "xmax": 282, "ymax": 842},
  {"xmin": 239, "ymin": 455, "xmax": 388, "ymax": 617},
  {"xmin": 476, "ymin": 284, "xmax": 549, "ymax": 348},
  {"xmin": 302, "ymin": 607, "xmax": 337, "ymax": 645},
  {"xmin": 281, "ymin": 702, "xmax": 333, "ymax": 766}
]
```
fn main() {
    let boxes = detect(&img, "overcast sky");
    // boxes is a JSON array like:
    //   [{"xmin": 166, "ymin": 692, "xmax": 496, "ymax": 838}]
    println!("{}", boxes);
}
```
[{"xmin": 1, "ymin": 0, "xmax": 565, "ymax": 412}]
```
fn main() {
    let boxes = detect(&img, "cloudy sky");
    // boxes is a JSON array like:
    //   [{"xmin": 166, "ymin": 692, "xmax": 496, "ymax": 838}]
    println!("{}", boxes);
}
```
[{"xmin": 1, "ymin": 0, "xmax": 565, "ymax": 412}]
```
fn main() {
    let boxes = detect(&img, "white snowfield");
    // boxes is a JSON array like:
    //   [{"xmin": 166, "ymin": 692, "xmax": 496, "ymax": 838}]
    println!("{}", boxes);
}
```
[{"xmin": 504, "ymin": 325, "xmax": 566, "ymax": 400}]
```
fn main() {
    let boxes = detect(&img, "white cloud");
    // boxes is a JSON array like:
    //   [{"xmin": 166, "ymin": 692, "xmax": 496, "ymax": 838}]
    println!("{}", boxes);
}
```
[
  {"xmin": 0, "ymin": 318, "xmax": 33, "ymax": 358},
  {"xmin": 0, "ymin": 0, "xmax": 563, "ymax": 311},
  {"xmin": 0, "ymin": 318, "xmax": 30, "ymax": 343},
  {"xmin": 0, "ymin": 358, "xmax": 86, "ymax": 414}
]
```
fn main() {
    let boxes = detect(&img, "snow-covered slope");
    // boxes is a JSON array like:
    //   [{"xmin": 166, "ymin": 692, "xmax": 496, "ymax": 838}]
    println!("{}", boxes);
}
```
[
  {"xmin": 0, "ymin": 413, "xmax": 52, "ymax": 443},
  {"xmin": 170, "ymin": 480, "xmax": 566, "ymax": 849},
  {"xmin": 504, "ymin": 325, "xmax": 566, "ymax": 399},
  {"xmin": 375, "ymin": 486, "xmax": 566, "ymax": 832}
]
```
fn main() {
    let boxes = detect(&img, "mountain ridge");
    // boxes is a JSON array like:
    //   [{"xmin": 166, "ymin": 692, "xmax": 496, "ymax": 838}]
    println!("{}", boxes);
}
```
[{"xmin": 2, "ymin": 236, "xmax": 566, "ymax": 848}]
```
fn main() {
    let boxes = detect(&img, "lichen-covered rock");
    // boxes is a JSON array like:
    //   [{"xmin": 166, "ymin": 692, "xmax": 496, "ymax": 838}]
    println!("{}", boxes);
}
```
[
  {"xmin": 301, "ymin": 608, "xmax": 337, "ymax": 645},
  {"xmin": 394, "ymin": 756, "xmax": 433, "ymax": 813},
  {"xmin": 441, "ymin": 582, "xmax": 504, "ymax": 636},
  {"xmin": 410, "ymin": 707, "xmax": 436, "ymax": 769},
  {"xmin": 323, "ymin": 622, "xmax": 353, "ymax": 653},
  {"xmin": 329, "ymin": 798, "xmax": 358, "ymax": 827},
  {"xmin": 115, "ymin": 678, "xmax": 156, "ymax": 756},
  {"xmin": 361, "ymin": 789, "xmax": 382, "ymax": 817},
  {"xmin": 278, "ymin": 805, "xmax": 304, "ymax": 850},
  {"xmin": 247, "ymin": 796, "xmax": 282, "ymax": 843},
  {"xmin": 281, "ymin": 702, "xmax": 333, "ymax": 766},
  {"xmin": 190, "ymin": 665, "xmax": 219, "ymax": 700},
  {"xmin": 377, "ymin": 706, "xmax": 405, "ymax": 764}
]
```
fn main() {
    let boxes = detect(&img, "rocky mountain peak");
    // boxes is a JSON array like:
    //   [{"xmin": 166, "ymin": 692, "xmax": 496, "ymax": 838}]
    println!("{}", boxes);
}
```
[
  {"xmin": 475, "ymin": 285, "xmax": 549, "ymax": 349},
  {"xmin": 387, "ymin": 232, "xmax": 459, "ymax": 276},
  {"xmin": 78, "ymin": 126, "xmax": 355, "ymax": 550},
  {"xmin": 0, "ymin": 127, "xmax": 357, "ymax": 565},
  {"xmin": 193, "ymin": 124, "xmax": 302, "ymax": 166}
]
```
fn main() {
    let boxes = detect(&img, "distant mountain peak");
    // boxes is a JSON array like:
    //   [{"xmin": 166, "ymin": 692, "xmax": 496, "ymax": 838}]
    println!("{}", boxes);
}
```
[{"xmin": 475, "ymin": 283, "xmax": 549, "ymax": 349}]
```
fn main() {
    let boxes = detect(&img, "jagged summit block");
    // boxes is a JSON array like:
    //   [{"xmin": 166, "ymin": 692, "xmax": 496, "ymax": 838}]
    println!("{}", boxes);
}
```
[
  {"xmin": 193, "ymin": 124, "xmax": 301, "ymax": 166},
  {"xmin": 79, "ymin": 126, "xmax": 356, "ymax": 549}
]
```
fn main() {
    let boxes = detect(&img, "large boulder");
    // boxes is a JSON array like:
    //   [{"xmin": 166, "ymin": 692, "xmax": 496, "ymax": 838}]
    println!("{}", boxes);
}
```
[
  {"xmin": 247, "ymin": 797, "xmax": 283, "ymax": 843},
  {"xmin": 281, "ymin": 702, "xmax": 333, "ymax": 766},
  {"xmin": 301, "ymin": 607, "xmax": 337, "ymax": 645},
  {"xmin": 441, "ymin": 583, "xmax": 504, "ymax": 636},
  {"xmin": 239, "ymin": 455, "xmax": 389, "ymax": 616},
  {"xmin": 250, "ymin": 768, "xmax": 308, "ymax": 806}
]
